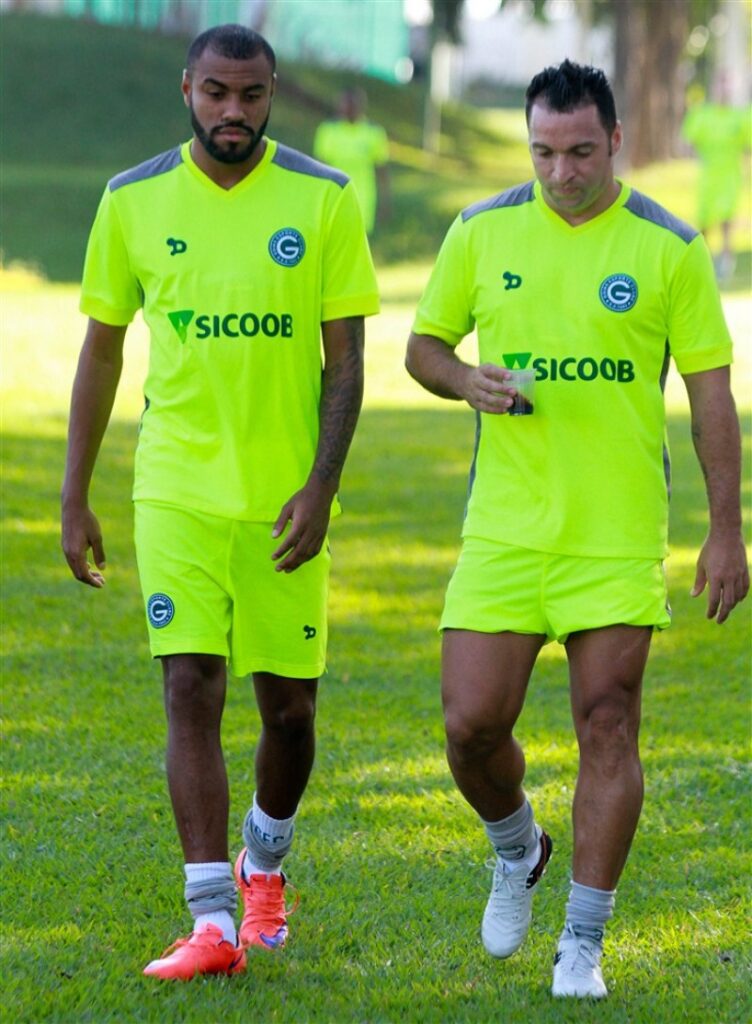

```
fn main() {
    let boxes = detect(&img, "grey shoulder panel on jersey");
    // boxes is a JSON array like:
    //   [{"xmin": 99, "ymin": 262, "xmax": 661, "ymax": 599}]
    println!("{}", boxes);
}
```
[
  {"xmin": 624, "ymin": 189, "xmax": 698, "ymax": 244},
  {"xmin": 272, "ymin": 143, "xmax": 349, "ymax": 188},
  {"xmin": 108, "ymin": 147, "xmax": 184, "ymax": 193},
  {"xmin": 461, "ymin": 181, "xmax": 535, "ymax": 223}
]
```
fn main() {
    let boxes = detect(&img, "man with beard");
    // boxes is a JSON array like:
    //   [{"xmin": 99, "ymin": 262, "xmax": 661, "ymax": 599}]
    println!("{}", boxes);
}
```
[{"xmin": 61, "ymin": 24, "xmax": 378, "ymax": 980}]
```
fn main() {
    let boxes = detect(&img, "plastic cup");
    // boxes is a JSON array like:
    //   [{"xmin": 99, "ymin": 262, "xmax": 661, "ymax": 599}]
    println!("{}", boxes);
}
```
[{"xmin": 507, "ymin": 369, "xmax": 535, "ymax": 416}]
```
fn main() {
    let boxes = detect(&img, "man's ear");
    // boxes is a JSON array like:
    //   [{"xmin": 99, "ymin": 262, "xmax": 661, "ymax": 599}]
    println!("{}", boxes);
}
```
[{"xmin": 181, "ymin": 69, "xmax": 191, "ymax": 109}]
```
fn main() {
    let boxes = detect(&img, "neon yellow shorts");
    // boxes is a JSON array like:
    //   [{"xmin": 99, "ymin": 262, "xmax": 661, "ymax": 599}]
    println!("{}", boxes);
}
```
[
  {"xmin": 134, "ymin": 501, "xmax": 329, "ymax": 678},
  {"xmin": 440, "ymin": 537, "xmax": 671, "ymax": 642}
]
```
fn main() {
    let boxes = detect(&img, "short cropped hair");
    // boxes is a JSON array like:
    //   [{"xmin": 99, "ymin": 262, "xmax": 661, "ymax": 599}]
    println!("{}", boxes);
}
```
[
  {"xmin": 525, "ymin": 60, "xmax": 617, "ymax": 136},
  {"xmin": 186, "ymin": 23, "xmax": 276, "ymax": 74}
]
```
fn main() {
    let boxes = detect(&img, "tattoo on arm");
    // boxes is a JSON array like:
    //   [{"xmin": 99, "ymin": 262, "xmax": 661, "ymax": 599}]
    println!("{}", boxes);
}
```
[{"xmin": 313, "ymin": 318, "xmax": 365, "ymax": 487}]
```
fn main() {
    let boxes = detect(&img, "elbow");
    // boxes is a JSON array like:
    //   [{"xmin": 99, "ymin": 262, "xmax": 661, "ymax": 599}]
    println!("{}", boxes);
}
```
[{"xmin": 405, "ymin": 335, "xmax": 420, "ymax": 382}]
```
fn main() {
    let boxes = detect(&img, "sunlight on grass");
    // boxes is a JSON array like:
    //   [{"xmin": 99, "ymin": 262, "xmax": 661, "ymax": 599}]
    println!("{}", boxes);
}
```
[{"xmin": 0, "ymin": 922, "xmax": 85, "ymax": 950}]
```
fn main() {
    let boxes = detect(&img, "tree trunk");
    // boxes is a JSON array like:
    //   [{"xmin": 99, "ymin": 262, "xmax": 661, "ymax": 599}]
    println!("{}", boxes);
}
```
[{"xmin": 611, "ymin": 0, "xmax": 691, "ymax": 168}]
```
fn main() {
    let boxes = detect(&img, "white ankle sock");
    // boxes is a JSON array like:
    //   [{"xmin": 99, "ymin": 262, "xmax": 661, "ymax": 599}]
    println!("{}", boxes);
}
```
[
  {"xmin": 184, "ymin": 862, "xmax": 237, "ymax": 944},
  {"xmin": 194, "ymin": 911, "xmax": 237, "ymax": 944}
]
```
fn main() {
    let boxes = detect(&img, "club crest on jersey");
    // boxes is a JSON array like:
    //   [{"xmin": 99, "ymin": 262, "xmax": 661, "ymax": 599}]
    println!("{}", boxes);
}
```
[
  {"xmin": 599, "ymin": 274, "xmax": 638, "ymax": 312},
  {"xmin": 147, "ymin": 593, "xmax": 174, "ymax": 628},
  {"xmin": 269, "ymin": 228, "xmax": 306, "ymax": 267}
]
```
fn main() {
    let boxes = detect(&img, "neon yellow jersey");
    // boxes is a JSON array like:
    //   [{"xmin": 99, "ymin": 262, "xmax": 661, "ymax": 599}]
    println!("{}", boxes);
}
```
[
  {"xmin": 681, "ymin": 103, "xmax": 751, "ymax": 226},
  {"xmin": 412, "ymin": 180, "xmax": 733, "ymax": 559},
  {"xmin": 313, "ymin": 120, "xmax": 389, "ymax": 232},
  {"xmin": 81, "ymin": 139, "xmax": 379, "ymax": 521}
]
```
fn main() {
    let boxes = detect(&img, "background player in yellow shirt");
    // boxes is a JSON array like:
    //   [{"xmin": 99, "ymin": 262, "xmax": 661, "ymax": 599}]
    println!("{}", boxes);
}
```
[
  {"xmin": 313, "ymin": 87, "xmax": 391, "ymax": 235},
  {"xmin": 406, "ymin": 60, "xmax": 748, "ymax": 1000},
  {"xmin": 62, "ymin": 24, "xmax": 378, "ymax": 980},
  {"xmin": 681, "ymin": 71, "xmax": 751, "ymax": 279}
]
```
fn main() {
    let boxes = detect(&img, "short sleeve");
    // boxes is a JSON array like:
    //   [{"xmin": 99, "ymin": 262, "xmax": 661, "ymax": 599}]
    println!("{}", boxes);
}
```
[
  {"xmin": 321, "ymin": 182, "xmax": 380, "ymax": 322},
  {"xmin": 411, "ymin": 214, "xmax": 474, "ymax": 346},
  {"xmin": 79, "ymin": 187, "xmax": 142, "ymax": 325},
  {"xmin": 669, "ymin": 234, "xmax": 733, "ymax": 374}
]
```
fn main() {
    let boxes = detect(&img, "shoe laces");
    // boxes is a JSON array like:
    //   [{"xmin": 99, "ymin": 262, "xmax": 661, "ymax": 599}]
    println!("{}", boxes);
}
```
[
  {"xmin": 158, "ymin": 925, "xmax": 223, "ymax": 959},
  {"xmin": 485, "ymin": 858, "xmax": 531, "ymax": 916},
  {"xmin": 557, "ymin": 928, "xmax": 603, "ymax": 977},
  {"xmin": 246, "ymin": 875, "xmax": 299, "ymax": 926}
]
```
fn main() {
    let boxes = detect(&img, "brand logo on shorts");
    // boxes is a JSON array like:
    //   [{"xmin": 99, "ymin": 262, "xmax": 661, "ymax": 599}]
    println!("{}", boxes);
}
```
[
  {"xmin": 599, "ymin": 274, "xmax": 638, "ymax": 312},
  {"xmin": 303, "ymin": 624, "xmax": 317, "ymax": 640},
  {"xmin": 269, "ymin": 228, "xmax": 306, "ymax": 267},
  {"xmin": 147, "ymin": 593, "xmax": 175, "ymax": 628}
]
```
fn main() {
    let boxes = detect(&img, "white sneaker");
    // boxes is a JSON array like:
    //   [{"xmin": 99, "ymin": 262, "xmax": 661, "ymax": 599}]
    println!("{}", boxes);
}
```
[
  {"xmin": 551, "ymin": 925, "xmax": 608, "ymax": 998},
  {"xmin": 481, "ymin": 827, "xmax": 552, "ymax": 958}
]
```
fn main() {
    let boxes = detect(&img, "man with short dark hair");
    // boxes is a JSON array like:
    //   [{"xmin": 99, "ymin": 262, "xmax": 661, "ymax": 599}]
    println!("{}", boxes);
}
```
[
  {"xmin": 406, "ymin": 59, "xmax": 747, "ymax": 999},
  {"xmin": 62, "ymin": 24, "xmax": 378, "ymax": 980}
]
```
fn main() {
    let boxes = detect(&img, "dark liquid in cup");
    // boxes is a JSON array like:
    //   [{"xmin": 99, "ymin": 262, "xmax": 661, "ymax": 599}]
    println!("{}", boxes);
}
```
[{"xmin": 509, "ymin": 395, "xmax": 534, "ymax": 416}]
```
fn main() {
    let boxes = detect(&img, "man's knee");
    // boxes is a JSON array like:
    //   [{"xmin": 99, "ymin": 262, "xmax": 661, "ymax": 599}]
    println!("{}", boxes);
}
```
[
  {"xmin": 444, "ymin": 708, "xmax": 511, "ymax": 765},
  {"xmin": 577, "ymin": 696, "xmax": 640, "ymax": 770},
  {"xmin": 163, "ymin": 654, "xmax": 226, "ymax": 721},
  {"xmin": 261, "ymin": 691, "xmax": 316, "ymax": 740}
]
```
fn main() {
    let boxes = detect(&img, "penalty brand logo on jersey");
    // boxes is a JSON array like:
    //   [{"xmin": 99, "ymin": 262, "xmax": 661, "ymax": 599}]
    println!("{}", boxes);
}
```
[
  {"xmin": 503, "ymin": 351, "xmax": 636, "ymax": 383},
  {"xmin": 269, "ymin": 227, "xmax": 306, "ymax": 267},
  {"xmin": 166, "ymin": 237, "xmax": 187, "ymax": 256},
  {"xmin": 147, "ymin": 593, "xmax": 175, "ymax": 629},
  {"xmin": 167, "ymin": 308, "xmax": 294, "ymax": 342},
  {"xmin": 599, "ymin": 274, "xmax": 638, "ymax": 312},
  {"xmin": 168, "ymin": 309, "xmax": 194, "ymax": 343}
]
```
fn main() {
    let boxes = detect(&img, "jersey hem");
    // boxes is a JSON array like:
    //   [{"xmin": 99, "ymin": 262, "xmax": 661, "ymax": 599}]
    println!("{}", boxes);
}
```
[
  {"xmin": 410, "ymin": 320, "xmax": 464, "ymax": 346},
  {"xmin": 79, "ymin": 297, "xmax": 137, "ymax": 326},
  {"xmin": 230, "ymin": 656, "xmax": 326, "ymax": 679},
  {"xmin": 132, "ymin": 495, "xmax": 343, "ymax": 522},
  {"xmin": 672, "ymin": 345, "xmax": 733, "ymax": 375},
  {"xmin": 459, "ymin": 529, "xmax": 669, "ymax": 561},
  {"xmin": 148, "ymin": 638, "xmax": 227, "ymax": 658},
  {"xmin": 322, "ymin": 294, "xmax": 380, "ymax": 320}
]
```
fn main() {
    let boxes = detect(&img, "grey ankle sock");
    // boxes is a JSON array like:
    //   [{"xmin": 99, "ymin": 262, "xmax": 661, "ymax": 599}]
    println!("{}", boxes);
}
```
[
  {"xmin": 242, "ymin": 794, "xmax": 296, "ymax": 874},
  {"xmin": 482, "ymin": 800, "xmax": 538, "ymax": 863},
  {"xmin": 562, "ymin": 880, "xmax": 615, "ymax": 944}
]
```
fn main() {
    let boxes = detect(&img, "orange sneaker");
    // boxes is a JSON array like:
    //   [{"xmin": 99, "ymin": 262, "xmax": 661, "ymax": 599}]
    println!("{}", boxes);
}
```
[
  {"xmin": 142, "ymin": 923, "xmax": 246, "ymax": 980},
  {"xmin": 234, "ymin": 848, "xmax": 299, "ymax": 949}
]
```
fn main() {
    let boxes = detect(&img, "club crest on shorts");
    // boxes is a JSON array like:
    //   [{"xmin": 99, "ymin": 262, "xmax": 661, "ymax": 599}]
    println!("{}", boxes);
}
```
[
  {"xmin": 269, "ymin": 228, "xmax": 306, "ymax": 267},
  {"xmin": 599, "ymin": 274, "xmax": 638, "ymax": 312},
  {"xmin": 147, "ymin": 593, "xmax": 175, "ymax": 628}
]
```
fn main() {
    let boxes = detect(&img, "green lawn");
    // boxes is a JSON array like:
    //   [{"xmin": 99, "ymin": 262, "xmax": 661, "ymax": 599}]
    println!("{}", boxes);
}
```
[{"xmin": 1, "ymin": 272, "xmax": 750, "ymax": 1022}]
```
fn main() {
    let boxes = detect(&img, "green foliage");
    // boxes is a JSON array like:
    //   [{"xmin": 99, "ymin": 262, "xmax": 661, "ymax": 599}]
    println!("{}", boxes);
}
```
[
  {"xmin": 1, "ymin": 276, "xmax": 751, "ymax": 1022},
  {"xmin": 0, "ymin": 12, "xmax": 529, "ymax": 280}
]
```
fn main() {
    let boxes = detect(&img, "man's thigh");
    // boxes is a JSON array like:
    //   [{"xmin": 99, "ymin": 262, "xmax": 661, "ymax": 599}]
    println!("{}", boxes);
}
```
[
  {"xmin": 442, "ymin": 630, "xmax": 545, "ymax": 733},
  {"xmin": 566, "ymin": 624, "xmax": 652, "ymax": 728}
]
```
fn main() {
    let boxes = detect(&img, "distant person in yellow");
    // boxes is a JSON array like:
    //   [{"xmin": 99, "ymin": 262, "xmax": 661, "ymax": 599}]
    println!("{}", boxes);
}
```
[
  {"xmin": 314, "ymin": 88, "xmax": 390, "ymax": 235},
  {"xmin": 681, "ymin": 73, "xmax": 751, "ymax": 278}
]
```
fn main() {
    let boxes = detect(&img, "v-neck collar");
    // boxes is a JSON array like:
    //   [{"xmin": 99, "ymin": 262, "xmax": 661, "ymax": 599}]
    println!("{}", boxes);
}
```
[{"xmin": 181, "ymin": 138, "xmax": 276, "ymax": 196}]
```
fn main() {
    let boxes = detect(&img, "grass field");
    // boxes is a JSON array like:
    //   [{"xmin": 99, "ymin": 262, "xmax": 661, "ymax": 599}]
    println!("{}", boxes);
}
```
[{"xmin": 1, "ymin": 267, "xmax": 751, "ymax": 1022}]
